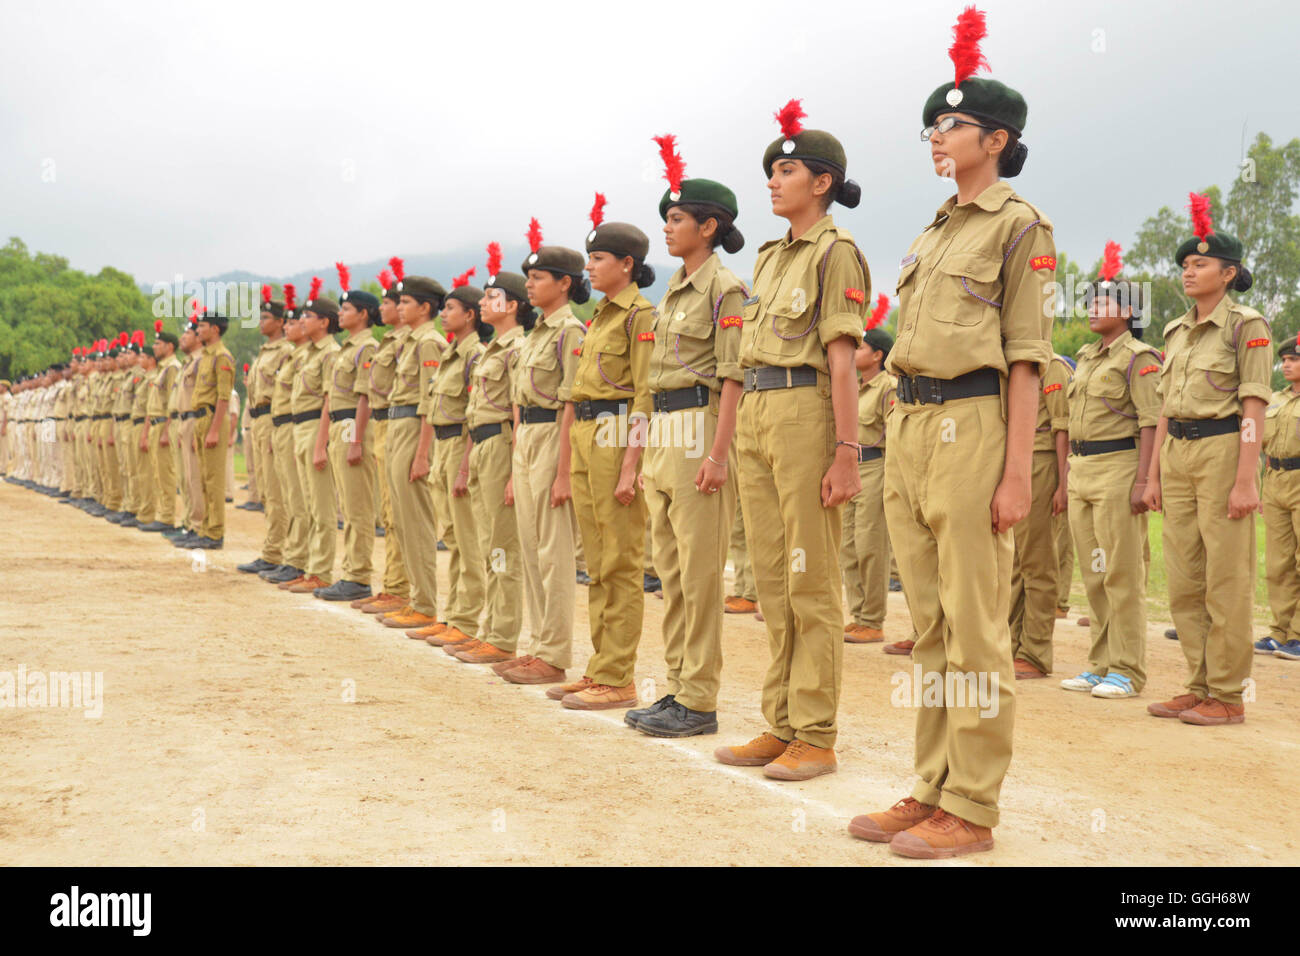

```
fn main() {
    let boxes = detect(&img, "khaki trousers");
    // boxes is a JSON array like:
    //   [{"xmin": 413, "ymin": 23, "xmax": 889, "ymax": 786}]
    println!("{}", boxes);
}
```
[
  {"xmin": 1055, "ymin": 511, "xmax": 1074, "ymax": 611},
  {"xmin": 133, "ymin": 423, "xmax": 157, "ymax": 524},
  {"xmin": 1161, "ymin": 432, "xmax": 1256, "ymax": 705},
  {"xmin": 570, "ymin": 414, "xmax": 646, "ymax": 687},
  {"xmin": 373, "ymin": 418, "xmax": 409, "ymax": 598},
  {"xmin": 328, "ymin": 417, "xmax": 375, "ymax": 585},
  {"xmin": 1264, "ymin": 468, "xmax": 1300, "ymax": 644},
  {"xmin": 728, "ymin": 497, "xmax": 758, "ymax": 601},
  {"xmin": 116, "ymin": 423, "xmax": 134, "ymax": 513},
  {"xmin": 194, "ymin": 409, "xmax": 229, "ymax": 540},
  {"xmin": 180, "ymin": 417, "xmax": 204, "ymax": 532},
  {"xmin": 512, "ymin": 418, "xmax": 576, "ymax": 669},
  {"xmin": 469, "ymin": 427, "xmax": 522, "ymax": 650},
  {"xmin": 434, "ymin": 432, "xmax": 484, "ymax": 636},
  {"xmin": 273, "ymin": 420, "xmax": 308, "ymax": 570},
  {"xmin": 385, "ymin": 416, "xmax": 439, "ymax": 617},
  {"xmin": 151, "ymin": 420, "xmax": 177, "ymax": 525},
  {"xmin": 253, "ymin": 413, "xmax": 286, "ymax": 565},
  {"xmin": 736, "ymin": 384, "xmax": 843, "ymax": 750},
  {"xmin": 98, "ymin": 420, "xmax": 123, "ymax": 511},
  {"xmin": 840, "ymin": 456, "xmax": 890, "ymax": 629},
  {"xmin": 644, "ymin": 405, "xmax": 735, "ymax": 712},
  {"xmin": 1008, "ymin": 449, "xmax": 1061, "ymax": 673},
  {"xmin": 294, "ymin": 417, "xmax": 335, "ymax": 581},
  {"xmin": 1068, "ymin": 449, "xmax": 1148, "ymax": 689},
  {"xmin": 884, "ymin": 395, "xmax": 1015, "ymax": 830}
]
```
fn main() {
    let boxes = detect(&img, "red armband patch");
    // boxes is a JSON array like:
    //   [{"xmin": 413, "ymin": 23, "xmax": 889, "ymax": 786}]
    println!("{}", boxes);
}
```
[
  {"xmin": 1247, "ymin": 338, "xmax": 1270, "ymax": 348},
  {"xmin": 573, "ymin": 347, "xmax": 582, "ymax": 356},
  {"xmin": 1043, "ymin": 383, "xmax": 1062, "ymax": 394},
  {"xmin": 637, "ymin": 332, "xmax": 654, "ymax": 342},
  {"xmin": 1030, "ymin": 255, "xmax": 1056, "ymax": 272},
  {"xmin": 362, "ymin": 362, "xmax": 372, "ymax": 369},
  {"xmin": 844, "ymin": 288, "xmax": 865, "ymax": 304},
  {"xmin": 218, "ymin": 364, "xmax": 233, "ymax": 374},
  {"xmin": 1138, "ymin": 364, "xmax": 1159, "ymax": 376},
  {"xmin": 422, "ymin": 360, "xmax": 438, "ymax": 368},
  {"xmin": 719, "ymin": 315, "xmax": 743, "ymax": 329}
]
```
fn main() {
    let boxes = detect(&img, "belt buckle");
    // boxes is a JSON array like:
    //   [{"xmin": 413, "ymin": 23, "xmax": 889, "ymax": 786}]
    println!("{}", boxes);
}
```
[
  {"xmin": 577, "ymin": 400, "xmax": 592, "ymax": 419},
  {"xmin": 897, "ymin": 378, "xmax": 911, "ymax": 404},
  {"xmin": 1185, "ymin": 421, "xmax": 1200, "ymax": 440},
  {"xmin": 743, "ymin": 369, "xmax": 756, "ymax": 391},
  {"xmin": 1070, "ymin": 440, "xmax": 1081, "ymax": 455},
  {"xmin": 926, "ymin": 378, "xmax": 944, "ymax": 405}
]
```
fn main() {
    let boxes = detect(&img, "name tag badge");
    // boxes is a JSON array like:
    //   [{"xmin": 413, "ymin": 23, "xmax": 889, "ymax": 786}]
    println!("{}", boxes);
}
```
[{"xmin": 899, "ymin": 253, "xmax": 918, "ymax": 268}]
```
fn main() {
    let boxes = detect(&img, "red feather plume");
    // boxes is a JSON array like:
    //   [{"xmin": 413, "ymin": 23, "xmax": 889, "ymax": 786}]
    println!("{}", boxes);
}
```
[
  {"xmin": 388, "ymin": 256, "xmax": 405, "ymax": 282},
  {"xmin": 283, "ymin": 284, "xmax": 297, "ymax": 312},
  {"xmin": 775, "ymin": 99, "xmax": 806, "ymax": 140},
  {"xmin": 527, "ymin": 218, "xmax": 543, "ymax": 253},
  {"xmin": 590, "ymin": 193, "xmax": 607, "ymax": 230},
  {"xmin": 154, "ymin": 318, "xmax": 164, "ymax": 333},
  {"xmin": 653, "ymin": 134, "xmax": 686, "ymax": 194},
  {"xmin": 487, "ymin": 242, "xmax": 502, "ymax": 278},
  {"xmin": 308, "ymin": 277, "xmax": 323, "ymax": 302},
  {"xmin": 72, "ymin": 347, "xmax": 80, "ymax": 356},
  {"xmin": 1188, "ymin": 192, "xmax": 1215, "ymax": 241},
  {"xmin": 867, "ymin": 294, "xmax": 891, "ymax": 330},
  {"xmin": 377, "ymin": 269, "xmax": 393, "ymax": 292},
  {"xmin": 949, "ymin": 6, "xmax": 990, "ymax": 88},
  {"xmin": 1100, "ymin": 241, "xmax": 1123, "ymax": 282},
  {"xmin": 335, "ymin": 261, "xmax": 351, "ymax": 292},
  {"xmin": 242, "ymin": 363, "xmax": 250, "ymax": 373},
  {"xmin": 452, "ymin": 267, "xmax": 476, "ymax": 289},
  {"xmin": 261, "ymin": 283, "xmax": 272, "ymax": 304},
  {"xmin": 118, "ymin": 331, "xmax": 128, "ymax": 346},
  {"xmin": 132, "ymin": 330, "xmax": 145, "ymax": 346}
]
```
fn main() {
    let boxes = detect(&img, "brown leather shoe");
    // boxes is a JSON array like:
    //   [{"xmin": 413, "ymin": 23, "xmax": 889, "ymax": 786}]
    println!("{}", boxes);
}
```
[
  {"xmin": 848, "ymin": 797, "xmax": 937, "ymax": 842},
  {"xmin": 1054, "ymin": 607, "xmax": 1068, "ymax": 619},
  {"xmin": 443, "ymin": 636, "xmax": 484, "ymax": 657},
  {"xmin": 755, "ymin": 607, "xmax": 764, "ymax": 622},
  {"xmin": 493, "ymin": 654, "xmax": 534, "ymax": 676},
  {"xmin": 277, "ymin": 575, "xmax": 307, "ymax": 591},
  {"xmin": 456, "ymin": 642, "xmax": 514, "ymax": 664},
  {"xmin": 503, "ymin": 657, "xmax": 567, "ymax": 685},
  {"xmin": 1178, "ymin": 697, "xmax": 1245, "ymax": 725},
  {"xmin": 1014, "ymin": 658, "xmax": 1047, "ymax": 680},
  {"xmin": 725, "ymin": 596, "xmax": 757, "ymax": 614},
  {"xmin": 431, "ymin": 627, "xmax": 474, "ymax": 649},
  {"xmin": 889, "ymin": 808, "xmax": 993, "ymax": 859},
  {"xmin": 406, "ymin": 622, "xmax": 448, "ymax": 640},
  {"xmin": 382, "ymin": 607, "xmax": 436, "ymax": 629},
  {"xmin": 884, "ymin": 639, "xmax": 915, "ymax": 656},
  {"xmin": 763, "ymin": 739, "xmax": 837, "ymax": 780},
  {"xmin": 562, "ymin": 682, "xmax": 637, "ymax": 710},
  {"xmin": 1077, "ymin": 616, "xmax": 1091, "ymax": 627},
  {"xmin": 546, "ymin": 675, "xmax": 594, "ymax": 700},
  {"xmin": 1147, "ymin": 693, "xmax": 1204, "ymax": 718},
  {"xmin": 714, "ymin": 732, "xmax": 790, "ymax": 767},
  {"xmin": 361, "ymin": 593, "xmax": 405, "ymax": 613},
  {"xmin": 287, "ymin": 575, "xmax": 328, "ymax": 594},
  {"xmin": 845, "ymin": 625, "xmax": 884, "ymax": 644}
]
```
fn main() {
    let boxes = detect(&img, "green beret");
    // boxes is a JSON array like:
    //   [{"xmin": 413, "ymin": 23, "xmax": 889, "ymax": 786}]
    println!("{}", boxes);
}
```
[
  {"xmin": 303, "ymin": 295, "xmax": 339, "ymax": 319},
  {"xmin": 1278, "ymin": 335, "xmax": 1298, "ymax": 359},
  {"xmin": 1175, "ymin": 230, "xmax": 1245, "ymax": 266},
  {"xmin": 521, "ymin": 245, "xmax": 584, "ymax": 277},
  {"xmin": 658, "ymin": 177, "xmax": 738, "ymax": 221},
  {"xmin": 586, "ymin": 222, "xmax": 649, "ymax": 261},
  {"xmin": 260, "ymin": 300, "xmax": 285, "ymax": 319},
  {"xmin": 484, "ymin": 271, "xmax": 529, "ymax": 303},
  {"xmin": 396, "ymin": 275, "xmax": 446, "ymax": 304},
  {"xmin": 761, "ymin": 128, "xmax": 847, "ymax": 176},
  {"xmin": 341, "ymin": 289, "xmax": 381, "ymax": 324},
  {"xmin": 155, "ymin": 331, "xmax": 179, "ymax": 348},
  {"xmin": 862, "ymin": 329, "xmax": 894, "ymax": 354},
  {"xmin": 923, "ymin": 77, "xmax": 1027, "ymax": 135},
  {"xmin": 447, "ymin": 284, "xmax": 484, "ymax": 310}
]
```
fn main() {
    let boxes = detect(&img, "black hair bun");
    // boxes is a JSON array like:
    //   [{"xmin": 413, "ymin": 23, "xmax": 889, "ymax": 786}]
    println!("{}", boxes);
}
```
[
  {"xmin": 637, "ymin": 263, "xmax": 656, "ymax": 287},
  {"xmin": 1234, "ymin": 264, "xmax": 1253, "ymax": 292},
  {"xmin": 520, "ymin": 306, "xmax": 538, "ymax": 331},
  {"xmin": 837, "ymin": 179, "xmax": 861, "ymax": 209},
  {"xmin": 1128, "ymin": 317, "xmax": 1145, "ymax": 340},
  {"xmin": 477, "ymin": 323, "xmax": 495, "ymax": 343},
  {"xmin": 571, "ymin": 277, "xmax": 591, "ymax": 305},
  {"xmin": 721, "ymin": 227, "xmax": 745, "ymax": 255},
  {"xmin": 1001, "ymin": 141, "xmax": 1028, "ymax": 178}
]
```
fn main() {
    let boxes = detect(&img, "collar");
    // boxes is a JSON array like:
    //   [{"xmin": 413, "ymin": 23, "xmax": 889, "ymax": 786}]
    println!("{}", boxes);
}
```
[
  {"xmin": 452, "ymin": 332, "xmax": 480, "ymax": 361},
  {"xmin": 1174, "ymin": 294, "xmax": 1234, "ymax": 332},
  {"xmin": 541, "ymin": 303, "xmax": 576, "ymax": 329},
  {"xmin": 933, "ymin": 181, "xmax": 1016, "ymax": 222},
  {"xmin": 310, "ymin": 335, "xmax": 331, "ymax": 350},
  {"xmin": 1095, "ymin": 329, "xmax": 1133, "ymax": 356},
  {"xmin": 669, "ymin": 253, "xmax": 720, "ymax": 295},
  {"xmin": 785, "ymin": 215, "xmax": 836, "ymax": 247},
  {"xmin": 489, "ymin": 325, "xmax": 524, "ymax": 350},
  {"xmin": 608, "ymin": 283, "xmax": 641, "ymax": 311}
]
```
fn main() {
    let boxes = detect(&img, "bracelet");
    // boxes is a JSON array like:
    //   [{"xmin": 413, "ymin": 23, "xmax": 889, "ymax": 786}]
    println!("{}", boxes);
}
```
[
  {"xmin": 835, "ymin": 440, "xmax": 860, "ymax": 452},
  {"xmin": 706, "ymin": 454, "xmax": 726, "ymax": 466}
]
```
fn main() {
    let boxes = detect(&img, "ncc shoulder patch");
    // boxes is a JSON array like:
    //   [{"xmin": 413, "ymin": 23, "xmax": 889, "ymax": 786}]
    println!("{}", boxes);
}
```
[
  {"xmin": 422, "ymin": 359, "xmax": 438, "ymax": 367},
  {"xmin": 637, "ymin": 332, "xmax": 654, "ymax": 342},
  {"xmin": 573, "ymin": 347, "xmax": 582, "ymax": 355},
  {"xmin": 1247, "ymin": 337, "xmax": 1270, "ymax": 348},
  {"xmin": 1043, "ymin": 383, "xmax": 1062, "ymax": 394},
  {"xmin": 844, "ymin": 288, "xmax": 866, "ymax": 304},
  {"xmin": 719, "ymin": 315, "xmax": 743, "ymax": 329},
  {"xmin": 362, "ymin": 361, "xmax": 372, "ymax": 369},
  {"xmin": 1138, "ymin": 364, "xmax": 1159, "ymax": 376},
  {"xmin": 1030, "ymin": 255, "xmax": 1056, "ymax": 272}
]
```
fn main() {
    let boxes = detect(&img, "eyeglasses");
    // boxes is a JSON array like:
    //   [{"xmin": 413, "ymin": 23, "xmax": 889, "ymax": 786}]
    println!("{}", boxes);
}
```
[{"xmin": 920, "ymin": 117, "xmax": 997, "ymax": 141}]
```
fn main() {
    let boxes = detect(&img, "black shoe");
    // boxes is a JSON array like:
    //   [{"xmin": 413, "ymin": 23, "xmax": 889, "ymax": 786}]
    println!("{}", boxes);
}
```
[
  {"xmin": 245, "ymin": 501, "xmax": 263, "ymax": 512},
  {"xmin": 86, "ymin": 504, "xmax": 107, "ymax": 517},
  {"xmin": 337, "ymin": 520, "xmax": 344, "ymax": 530},
  {"xmin": 58, "ymin": 496, "xmax": 76, "ymax": 505},
  {"xmin": 171, "ymin": 531, "xmax": 201, "ymax": 547},
  {"xmin": 375, "ymin": 526, "xmax": 385, "ymax": 537},
  {"xmin": 888, "ymin": 577, "xmax": 902, "ymax": 593},
  {"xmin": 262, "ymin": 565, "xmax": 302, "ymax": 583},
  {"xmin": 240, "ymin": 484, "xmax": 249, "ymax": 490},
  {"xmin": 643, "ymin": 573, "xmax": 662, "ymax": 593},
  {"xmin": 237, "ymin": 558, "xmax": 278, "ymax": 574},
  {"xmin": 191, "ymin": 536, "xmax": 223, "ymax": 550},
  {"xmin": 1165, "ymin": 628, "xmax": 1178, "ymax": 641},
  {"xmin": 225, "ymin": 496, "xmax": 234, "ymax": 503},
  {"xmin": 162, "ymin": 526, "xmax": 189, "ymax": 539},
  {"xmin": 57, "ymin": 489, "xmax": 71, "ymax": 498},
  {"xmin": 576, "ymin": 570, "xmax": 592, "ymax": 586},
  {"xmin": 104, "ymin": 511, "xmax": 126, "ymax": 523},
  {"xmin": 638, "ymin": 701, "xmax": 719, "ymax": 738},
  {"xmin": 138, "ymin": 521, "xmax": 171, "ymax": 533},
  {"xmin": 436, "ymin": 540, "xmax": 448, "ymax": 552},
  {"xmin": 119, "ymin": 516, "xmax": 141, "ymax": 528},
  {"xmin": 625, "ymin": 694, "xmax": 675, "ymax": 729},
  {"xmin": 313, "ymin": 580, "xmax": 372, "ymax": 601}
]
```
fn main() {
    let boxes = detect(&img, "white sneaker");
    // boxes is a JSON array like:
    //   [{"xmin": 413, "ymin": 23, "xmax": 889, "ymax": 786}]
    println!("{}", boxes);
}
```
[
  {"xmin": 1061, "ymin": 671, "xmax": 1102, "ymax": 692},
  {"xmin": 1091, "ymin": 674, "xmax": 1137, "ymax": 699}
]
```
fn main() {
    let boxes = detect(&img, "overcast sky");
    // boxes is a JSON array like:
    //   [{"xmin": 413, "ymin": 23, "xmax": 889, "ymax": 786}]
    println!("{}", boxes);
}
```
[{"xmin": 2, "ymin": 0, "xmax": 1295, "ymax": 297}]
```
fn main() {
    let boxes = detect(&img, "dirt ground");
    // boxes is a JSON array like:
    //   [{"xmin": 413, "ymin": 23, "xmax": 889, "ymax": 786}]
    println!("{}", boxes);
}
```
[{"xmin": 2, "ymin": 480, "xmax": 1296, "ymax": 867}]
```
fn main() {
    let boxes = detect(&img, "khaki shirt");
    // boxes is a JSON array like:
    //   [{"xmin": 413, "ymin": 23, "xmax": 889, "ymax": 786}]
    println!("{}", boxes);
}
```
[
  {"xmin": 888, "ymin": 181, "xmax": 1056, "ymax": 381},
  {"xmin": 53, "ymin": 380, "xmax": 72, "ymax": 418},
  {"xmin": 516, "ymin": 304, "xmax": 586, "ymax": 410},
  {"xmin": 292, "ymin": 335, "xmax": 340, "ymax": 415},
  {"xmin": 467, "ymin": 324, "xmax": 523, "ymax": 429},
  {"xmin": 250, "ymin": 338, "xmax": 294, "ymax": 409},
  {"xmin": 150, "ymin": 356, "xmax": 181, "ymax": 417},
  {"xmin": 328, "ymin": 329, "xmax": 377, "ymax": 413},
  {"xmin": 568, "ymin": 282, "xmax": 655, "ymax": 419},
  {"xmin": 112, "ymin": 368, "xmax": 135, "ymax": 417},
  {"xmin": 394, "ymin": 321, "xmax": 446, "ymax": 408},
  {"xmin": 130, "ymin": 368, "xmax": 151, "ymax": 419},
  {"xmin": 178, "ymin": 353, "xmax": 202, "ymax": 414},
  {"xmin": 741, "ymin": 215, "xmax": 868, "ymax": 373},
  {"xmin": 1033, "ymin": 355, "xmax": 1073, "ymax": 452},
  {"xmin": 650, "ymin": 253, "xmax": 746, "ymax": 392},
  {"xmin": 367, "ymin": 325, "xmax": 408, "ymax": 412},
  {"xmin": 1159, "ymin": 295, "xmax": 1272, "ymax": 420},
  {"xmin": 857, "ymin": 371, "xmax": 897, "ymax": 450},
  {"xmin": 427, "ymin": 333, "xmax": 486, "ymax": 426},
  {"xmin": 1264, "ymin": 387, "xmax": 1300, "ymax": 460},
  {"xmin": 273, "ymin": 342, "xmax": 308, "ymax": 417},
  {"xmin": 193, "ymin": 341, "xmax": 235, "ymax": 409},
  {"xmin": 1068, "ymin": 331, "xmax": 1163, "ymax": 442}
]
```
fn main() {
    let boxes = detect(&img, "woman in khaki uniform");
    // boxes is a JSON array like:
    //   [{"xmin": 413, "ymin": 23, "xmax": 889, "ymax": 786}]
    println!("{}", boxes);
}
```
[
  {"xmin": 143, "ymin": 326, "xmax": 182, "ymax": 533},
  {"xmin": 850, "ymin": 14, "xmax": 1056, "ymax": 858},
  {"xmin": 130, "ymin": 341, "xmax": 158, "ymax": 528},
  {"xmin": 499, "ymin": 239, "xmax": 589, "ymax": 686},
  {"xmin": 455, "ymin": 263, "xmax": 529, "ymax": 665},
  {"xmin": 548, "ymin": 205, "xmax": 656, "ymax": 712},
  {"xmin": 1142, "ymin": 198, "xmax": 1270, "ymax": 724},
  {"xmin": 1261, "ymin": 339, "xmax": 1300, "ymax": 661},
  {"xmin": 713, "ymin": 101, "xmax": 867, "ymax": 780},
  {"xmin": 1060, "ymin": 248, "xmax": 1161, "ymax": 699},
  {"xmin": 261, "ymin": 305, "xmax": 313, "ymax": 583},
  {"xmin": 628, "ymin": 144, "xmax": 747, "ymax": 739}
]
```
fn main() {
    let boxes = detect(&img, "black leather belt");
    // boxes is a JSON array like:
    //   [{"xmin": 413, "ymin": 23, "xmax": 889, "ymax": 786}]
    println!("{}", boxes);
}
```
[
  {"xmin": 858, "ymin": 446, "xmax": 883, "ymax": 462},
  {"xmin": 470, "ymin": 422, "xmax": 503, "ymax": 443},
  {"xmin": 1168, "ymin": 416, "xmax": 1239, "ymax": 441},
  {"xmin": 434, "ymin": 423, "xmax": 464, "ymax": 440},
  {"xmin": 653, "ymin": 383, "xmax": 711, "ymax": 413},
  {"xmin": 180, "ymin": 410, "xmax": 199, "ymax": 420},
  {"xmin": 92, "ymin": 413, "xmax": 110, "ymax": 421},
  {"xmin": 742, "ymin": 365, "xmax": 818, "ymax": 393},
  {"xmin": 519, "ymin": 406, "xmax": 558, "ymax": 424},
  {"xmin": 149, "ymin": 416, "xmax": 168, "ymax": 425},
  {"xmin": 291, "ymin": 410, "xmax": 320, "ymax": 424},
  {"xmin": 272, "ymin": 413, "xmax": 293, "ymax": 427},
  {"xmin": 371, "ymin": 407, "xmax": 390, "ymax": 421},
  {"xmin": 131, "ymin": 417, "xmax": 145, "ymax": 425},
  {"xmin": 113, "ymin": 414, "xmax": 129, "ymax": 421},
  {"xmin": 74, "ymin": 415, "xmax": 88, "ymax": 422},
  {"xmin": 195, "ymin": 403, "xmax": 215, "ymax": 416},
  {"xmin": 388, "ymin": 404, "xmax": 420, "ymax": 420},
  {"xmin": 896, "ymin": 368, "xmax": 1000, "ymax": 406},
  {"xmin": 169, "ymin": 412, "xmax": 179, "ymax": 420},
  {"xmin": 574, "ymin": 399, "xmax": 626, "ymax": 420},
  {"xmin": 1268, "ymin": 456, "xmax": 1300, "ymax": 471},
  {"xmin": 1071, "ymin": 437, "xmax": 1137, "ymax": 456},
  {"xmin": 329, "ymin": 408, "xmax": 357, "ymax": 422},
  {"xmin": 250, "ymin": 404, "xmax": 271, "ymax": 419}
]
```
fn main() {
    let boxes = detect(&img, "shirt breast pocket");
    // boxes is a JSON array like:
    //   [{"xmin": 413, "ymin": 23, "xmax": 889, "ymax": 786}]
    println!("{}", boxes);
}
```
[
  {"xmin": 935, "ymin": 252, "xmax": 1003, "ymax": 327},
  {"xmin": 1188, "ymin": 348, "xmax": 1238, "ymax": 402},
  {"xmin": 1087, "ymin": 373, "xmax": 1127, "ymax": 401},
  {"xmin": 596, "ymin": 333, "xmax": 632, "ymax": 388}
]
